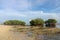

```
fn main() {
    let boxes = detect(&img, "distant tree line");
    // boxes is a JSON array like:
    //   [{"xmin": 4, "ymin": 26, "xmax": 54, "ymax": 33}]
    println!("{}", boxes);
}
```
[
  {"xmin": 30, "ymin": 18, "xmax": 44, "ymax": 27},
  {"xmin": 30, "ymin": 18, "xmax": 57, "ymax": 28},
  {"xmin": 4, "ymin": 20, "xmax": 25, "ymax": 26},
  {"xmin": 3, "ymin": 18, "xmax": 57, "ymax": 27}
]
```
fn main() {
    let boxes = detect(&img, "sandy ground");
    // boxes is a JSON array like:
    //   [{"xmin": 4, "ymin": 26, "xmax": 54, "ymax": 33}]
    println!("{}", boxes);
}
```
[{"xmin": 0, "ymin": 25, "xmax": 33, "ymax": 40}]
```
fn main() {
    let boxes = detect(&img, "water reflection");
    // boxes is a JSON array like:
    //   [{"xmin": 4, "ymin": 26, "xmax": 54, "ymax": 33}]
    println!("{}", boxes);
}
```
[
  {"xmin": 35, "ymin": 34, "xmax": 60, "ymax": 40},
  {"xmin": 26, "ymin": 30, "xmax": 60, "ymax": 40},
  {"xmin": 56, "ymin": 25, "xmax": 60, "ymax": 28}
]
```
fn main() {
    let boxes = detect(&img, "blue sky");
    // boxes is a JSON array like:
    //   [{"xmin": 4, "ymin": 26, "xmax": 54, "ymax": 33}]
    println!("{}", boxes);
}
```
[{"xmin": 0, "ymin": 0, "xmax": 60, "ymax": 24}]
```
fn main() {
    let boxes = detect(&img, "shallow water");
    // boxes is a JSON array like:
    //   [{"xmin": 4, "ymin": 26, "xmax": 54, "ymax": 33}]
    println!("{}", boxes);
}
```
[
  {"xmin": 26, "ymin": 30, "xmax": 60, "ymax": 40},
  {"xmin": 35, "ymin": 34, "xmax": 60, "ymax": 40},
  {"xmin": 56, "ymin": 25, "xmax": 60, "ymax": 28}
]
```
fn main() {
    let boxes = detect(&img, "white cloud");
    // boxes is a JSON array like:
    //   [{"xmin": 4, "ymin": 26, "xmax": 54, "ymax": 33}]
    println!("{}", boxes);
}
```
[
  {"xmin": 1, "ymin": 0, "xmax": 29, "ymax": 10},
  {"xmin": 50, "ymin": 7, "xmax": 60, "ymax": 13},
  {"xmin": 14, "ymin": 0, "xmax": 29, "ymax": 10},
  {"xmin": 4, "ymin": 13, "xmax": 26, "ymax": 17},
  {"xmin": 56, "ymin": 0, "xmax": 60, "ymax": 7},
  {"xmin": 30, "ymin": 0, "xmax": 48, "ymax": 7},
  {"xmin": 0, "ymin": 0, "xmax": 60, "ymax": 24},
  {"xmin": 0, "ymin": 9, "xmax": 60, "ymax": 21},
  {"xmin": 25, "ymin": 11, "xmax": 60, "ymax": 23},
  {"xmin": 0, "ymin": 10, "xmax": 26, "ymax": 17},
  {"xmin": 35, "ymin": 0, "xmax": 47, "ymax": 5},
  {"xmin": 1, "ymin": 0, "xmax": 15, "ymax": 9}
]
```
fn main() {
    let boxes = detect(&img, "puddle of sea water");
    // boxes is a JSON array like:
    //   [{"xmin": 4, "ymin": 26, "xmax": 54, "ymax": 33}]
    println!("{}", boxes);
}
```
[{"xmin": 25, "ymin": 30, "xmax": 60, "ymax": 40}]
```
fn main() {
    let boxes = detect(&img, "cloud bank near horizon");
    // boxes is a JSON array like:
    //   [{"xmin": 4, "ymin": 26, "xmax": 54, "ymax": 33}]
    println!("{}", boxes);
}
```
[
  {"xmin": 0, "ymin": 10, "xmax": 60, "ymax": 23},
  {"xmin": 0, "ymin": 0, "xmax": 60, "ymax": 23}
]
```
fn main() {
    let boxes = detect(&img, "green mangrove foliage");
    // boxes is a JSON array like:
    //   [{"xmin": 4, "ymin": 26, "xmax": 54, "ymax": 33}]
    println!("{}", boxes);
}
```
[
  {"xmin": 30, "ymin": 18, "xmax": 44, "ymax": 27},
  {"xmin": 3, "ymin": 18, "xmax": 57, "ymax": 27},
  {"xmin": 45, "ymin": 19, "xmax": 57, "ymax": 27},
  {"xmin": 4, "ymin": 20, "xmax": 26, "ymax": 25}
]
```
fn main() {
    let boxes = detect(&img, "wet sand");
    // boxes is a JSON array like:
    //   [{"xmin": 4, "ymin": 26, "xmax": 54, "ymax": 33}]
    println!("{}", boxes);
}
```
[{"xmin": 0, "ymin": 25, "xmax": 33, "ymax": 40}]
